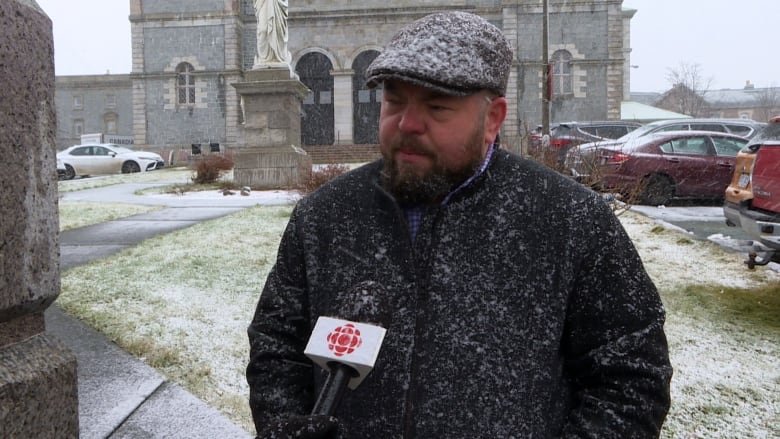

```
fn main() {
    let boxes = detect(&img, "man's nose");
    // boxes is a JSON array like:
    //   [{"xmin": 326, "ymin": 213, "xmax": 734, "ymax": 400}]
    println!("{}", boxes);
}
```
[{"xmin": 398, "ymin": 104, "xmax": 425, "ymax": 134}]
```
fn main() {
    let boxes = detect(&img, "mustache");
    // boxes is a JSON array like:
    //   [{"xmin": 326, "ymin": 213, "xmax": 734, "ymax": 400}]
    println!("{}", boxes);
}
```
[{"xmin": 390, "ymin": 137, "xmax": 434, "ymax": 157}]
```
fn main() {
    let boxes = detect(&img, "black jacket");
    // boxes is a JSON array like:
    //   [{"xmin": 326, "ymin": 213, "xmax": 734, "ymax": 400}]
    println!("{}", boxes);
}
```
[{"xmin": 247, "ymin": 149, "xmax": 672, "ymax": 438}]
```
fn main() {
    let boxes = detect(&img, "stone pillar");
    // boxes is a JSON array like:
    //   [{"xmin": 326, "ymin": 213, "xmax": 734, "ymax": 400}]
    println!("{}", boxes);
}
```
[
  {"xmin": 332, "ymin": 70, "xmax": 355, "ymax": 145},
  {"xmin": 232, "ymin": 67, "xmax": 312, "ymax": 189},
  {"xmin": 0, "ymin": 1, "xmax": 79, "ymax": 437}
]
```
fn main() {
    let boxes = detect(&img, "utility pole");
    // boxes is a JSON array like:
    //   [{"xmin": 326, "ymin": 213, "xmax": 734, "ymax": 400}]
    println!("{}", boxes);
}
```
[{"xmin": 541, "ymin": 0, "xmax": 550, "ymax": 135}]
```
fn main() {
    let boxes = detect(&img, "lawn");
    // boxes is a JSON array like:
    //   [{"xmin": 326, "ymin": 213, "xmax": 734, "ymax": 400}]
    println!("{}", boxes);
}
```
[{"xmin": 56, "ymin": 179, "xmax": 780, "ymax": 437}]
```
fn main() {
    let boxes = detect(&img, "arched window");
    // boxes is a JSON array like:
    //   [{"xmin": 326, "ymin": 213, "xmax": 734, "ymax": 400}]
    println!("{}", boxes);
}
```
[
  {"xmin": 352, "ymin": 50, "xmax": 381, "ymax": 144},
  {"xmin": 296, "ymin": 53, "xmax": 335, "ymax": 145},
  {"xmin": 176, "ymin": 63, "xmax": 196, "ymax": 105},
  {"xmin": 551, "ymin": 50, "xmax": 573, "ymax": 97}
]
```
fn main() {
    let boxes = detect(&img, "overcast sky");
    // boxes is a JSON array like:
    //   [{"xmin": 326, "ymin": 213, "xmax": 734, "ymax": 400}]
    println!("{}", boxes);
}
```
[{"xmin": 36, "ymin": 0, "xmax": 778, "ymax": 93}]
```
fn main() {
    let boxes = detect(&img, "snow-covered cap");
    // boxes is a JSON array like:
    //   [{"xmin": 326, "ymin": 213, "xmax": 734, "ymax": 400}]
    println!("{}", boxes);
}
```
[{"xmin": 366, "ymin": 11, "xmax": 513, "ymax": 96}]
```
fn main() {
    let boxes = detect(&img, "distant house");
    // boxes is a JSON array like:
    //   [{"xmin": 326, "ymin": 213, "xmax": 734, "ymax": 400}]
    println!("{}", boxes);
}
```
[
  {"xmin": 631, "ymin": 81, "xmax": 780, "ymax": 123},
  {"xmin": 703, "ymin": 82, "xmax": 780, "ymax": 122},
  {"xmin": 654, "ymin": 84, "xmax": 710, "ymax": 118}
]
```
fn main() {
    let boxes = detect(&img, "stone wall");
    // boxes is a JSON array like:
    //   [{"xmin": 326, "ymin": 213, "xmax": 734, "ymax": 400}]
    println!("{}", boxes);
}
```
[
  {"xmin": 0, "ymin": 0, "xmax": 78, "ymax": 436},
  {"xmin": 54, "ymin": 75, "xmax": 133, "ymax": 149}
]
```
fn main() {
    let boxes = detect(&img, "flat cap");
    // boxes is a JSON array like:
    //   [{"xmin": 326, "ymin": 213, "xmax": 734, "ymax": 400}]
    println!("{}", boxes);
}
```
[{"xmin": 366, "ymin": 11, "xmax": 513, "ymax": 96}]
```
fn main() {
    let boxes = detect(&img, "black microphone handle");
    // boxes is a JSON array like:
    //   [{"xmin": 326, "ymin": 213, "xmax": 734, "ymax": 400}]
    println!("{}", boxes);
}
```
[{"xmin": 311, "ymin": 362, "xmax": 359, "ymax": 416}]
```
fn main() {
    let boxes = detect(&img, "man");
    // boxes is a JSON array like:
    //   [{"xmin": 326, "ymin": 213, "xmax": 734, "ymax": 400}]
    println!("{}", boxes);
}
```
[{"xmin": 247, "ymin": 11, "xmax": 672, "ymax": 439}]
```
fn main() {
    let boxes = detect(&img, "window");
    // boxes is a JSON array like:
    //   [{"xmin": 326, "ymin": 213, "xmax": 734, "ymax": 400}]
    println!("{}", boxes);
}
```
[
  {"xmin": 73, "ymin": 95, "xmax": 83, "ymax": 110},
  {"xmin": 725, "ymin": 124, "xmax": 752, "ymax": 136},
  {"xmin": 73, "ymin": 119, "xmax": 84, "ymax": 136},
  {"xmin": 104, "ymin": 113, "xmax": 118, "ymax": 134},
  {"xmin": 597, "ymin": 126, "xmax": 632, "ymax": 139},
  {"xmin": 669, "ymin": 137, "xmax": 711, "ymax": 155},
  {"xmin": 106, "ymin": 94, "xmax": 116, "ymax": 108},
  {"xmin": 70, "ymin": 146, "xmax": 91, "ymax": 156},
  {"xmin": 358, "ymin": 90, "xmax": 371, "ymax": 103},
  {"xmin": 712, "ymin": 137, "xmax": 746, "ymax": 156},
  {"xmin": 656, "ymin": 123, "xmax": 688, "ymax": 133},
  {"xmin": 176, "ymin": 63, "xmax": 196, "ymax": 105},
  {"xmin": 551, "ymin": 50, "xmax": 573, "ymax": 97},
  {"xmin": 690, "ymin": 123, "xmax": 726, "ymax": 132}
]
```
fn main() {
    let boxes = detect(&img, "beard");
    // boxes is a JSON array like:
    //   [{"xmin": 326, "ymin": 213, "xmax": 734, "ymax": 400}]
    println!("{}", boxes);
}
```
[{"xmin": 380, "ymin": 122, "xmax": 486, "ymax": 206}]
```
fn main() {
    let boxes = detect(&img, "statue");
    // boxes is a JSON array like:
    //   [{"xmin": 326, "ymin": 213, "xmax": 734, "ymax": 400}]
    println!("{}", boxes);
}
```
[{"xmin": 253, "ymin": 0, "xmax": 292, "ymax": 68}]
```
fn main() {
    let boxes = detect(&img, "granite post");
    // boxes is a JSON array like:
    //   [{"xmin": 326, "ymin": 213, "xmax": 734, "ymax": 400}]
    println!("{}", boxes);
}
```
[
  {"xmin": 232, "ymin": 67, "xmax": 312, "ymax": 188},
  {"xmin": 0, "ymin": 1, "xmax": 79, "ymax": 436}
]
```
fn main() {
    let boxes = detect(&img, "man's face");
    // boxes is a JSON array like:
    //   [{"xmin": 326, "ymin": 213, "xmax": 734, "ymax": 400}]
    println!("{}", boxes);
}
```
[{"xmin": 378, "ymin": 80, "xmax": 506, "ymax": 205}]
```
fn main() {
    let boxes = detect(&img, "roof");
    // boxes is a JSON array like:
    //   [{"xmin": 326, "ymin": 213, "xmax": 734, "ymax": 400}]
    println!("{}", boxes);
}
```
[
  {"xmin": 629, "ymin": 92, "xmax": 662, "ymax": 106},
  {"xmin": 702, "ymin": 87, "xmax": 780, "ymax": 108},
  {"xmin": 621, "ymin": 101, "xmax": 691, "ymax": 123}
]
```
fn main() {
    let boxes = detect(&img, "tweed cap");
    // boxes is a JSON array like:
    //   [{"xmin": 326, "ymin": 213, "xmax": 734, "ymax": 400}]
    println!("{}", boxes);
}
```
[{"xmin": 366, "ymin": 11, "xmax": 513, "ymax": 96}]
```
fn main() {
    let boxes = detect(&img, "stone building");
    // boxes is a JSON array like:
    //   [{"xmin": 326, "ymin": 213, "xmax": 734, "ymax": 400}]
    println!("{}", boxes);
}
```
[
  {"xmin": 53, "ymin": 0, "xmax": 637, "ymax": 160},
  {"xmin": 632, "ymin": 81, "xmax": 780, "ymax": 123}
]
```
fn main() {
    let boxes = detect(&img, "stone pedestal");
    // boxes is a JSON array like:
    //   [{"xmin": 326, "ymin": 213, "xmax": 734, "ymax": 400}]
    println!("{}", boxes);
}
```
[
  {"xmin": 0, "ymin": 1, "xmax": 79, "ymax": 436},
  {"xmin": 232, "ymin": 67, "xmax": 312, "ymax": 189}
]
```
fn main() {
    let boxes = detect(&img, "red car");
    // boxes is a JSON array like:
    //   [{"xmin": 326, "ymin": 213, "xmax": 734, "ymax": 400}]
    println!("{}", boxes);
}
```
[{"xmin": 591, "ymin": 131, "xmax": 748, "ymax": 205}]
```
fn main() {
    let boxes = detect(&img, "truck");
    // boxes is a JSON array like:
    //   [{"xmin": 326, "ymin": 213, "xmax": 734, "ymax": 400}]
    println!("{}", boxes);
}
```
[{"xmin": 733, "ymin": 116, "xmax": 780, "ymax": 268}]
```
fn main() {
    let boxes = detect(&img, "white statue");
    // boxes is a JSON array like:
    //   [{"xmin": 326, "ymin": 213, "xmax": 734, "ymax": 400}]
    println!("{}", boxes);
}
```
[{"xmin": 253, "ymin": 0, "xmax": 292, "ymax": 68}]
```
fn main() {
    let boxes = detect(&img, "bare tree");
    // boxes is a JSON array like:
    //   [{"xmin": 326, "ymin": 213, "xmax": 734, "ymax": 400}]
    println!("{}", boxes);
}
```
[
  {"xmin": 754, "ymin": 85, "xmax": 780, "ymax": 122},
  {"xmin": 664, "ymin": 62, "xmax": 713, "ymax": 117}
]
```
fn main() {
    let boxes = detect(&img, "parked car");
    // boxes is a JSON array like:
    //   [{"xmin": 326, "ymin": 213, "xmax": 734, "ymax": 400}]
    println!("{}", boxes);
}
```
[
  {"xmin": 730, "ymin": 118, "xmax": 780, "ymax": 267},
  {"xmin": 57, "ymin": 143, "xmax": 164, "ymax": 180},
  {"xmin": 56, "ymin": 158, "xmax": 67, "ymax": 180},
  {"xmin": 585, "ymin": 130, "xmax": 747, "ymax": 205},
  {"xmin": 528, "ymin": 120, "xmax": 642, "ymax": 166},
  {"xmin": 723, "ymin": 116, "xmax": 780, "ymax": 228},
  {"xmin": 566, "ymin": 118, "xmax": 766, "ymax": 180}
]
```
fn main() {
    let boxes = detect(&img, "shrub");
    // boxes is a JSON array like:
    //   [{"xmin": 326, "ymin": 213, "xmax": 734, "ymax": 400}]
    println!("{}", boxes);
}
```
[
  {"xmin": 189, "ymin": 154, "xmax": 234, "ymax": 185},
  {"xmin": 299, "ymin": 164, "xmax": 350, "ymax": 195}
]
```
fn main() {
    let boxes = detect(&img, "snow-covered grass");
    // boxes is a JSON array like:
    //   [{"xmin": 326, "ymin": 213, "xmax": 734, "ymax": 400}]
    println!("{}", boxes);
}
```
[
  {"xmin": 57, "ymin": 201, "xmax": 780, "ymax": 437},
  {"xmin": 57, "ymin": 167, "xmax": 193, "ymax": 193},
  {"xmin": 58, "ymin": 201, "xmax": 161, "ymax": 231}
]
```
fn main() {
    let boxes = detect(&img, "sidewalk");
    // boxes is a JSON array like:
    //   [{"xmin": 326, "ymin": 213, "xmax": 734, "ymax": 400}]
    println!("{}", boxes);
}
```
[{"xmin": 48, "ymin": 182, "xmax": 299, "ymax": 438}]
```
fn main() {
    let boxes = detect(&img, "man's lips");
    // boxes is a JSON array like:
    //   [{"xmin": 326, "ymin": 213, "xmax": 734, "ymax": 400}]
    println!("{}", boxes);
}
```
[{"xmin": 394, "ymin": 144, "xmax": 432, "ymax": 163}]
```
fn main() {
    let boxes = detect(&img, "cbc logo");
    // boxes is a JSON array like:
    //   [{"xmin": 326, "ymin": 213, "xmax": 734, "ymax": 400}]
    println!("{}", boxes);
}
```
[{"xmin": 326, "ymin": 323, "xmax": 363, "ymax": 357}]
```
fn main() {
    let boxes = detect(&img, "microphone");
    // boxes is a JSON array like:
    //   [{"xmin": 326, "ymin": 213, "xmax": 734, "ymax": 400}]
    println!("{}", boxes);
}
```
[{"xmin": 304, "ymin": 316, "xmax": 387, "ymax": 416}]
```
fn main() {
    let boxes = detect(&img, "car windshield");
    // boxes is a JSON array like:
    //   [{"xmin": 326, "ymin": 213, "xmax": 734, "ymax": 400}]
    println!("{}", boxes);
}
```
[{"xmin": 614, "ymin": 123, "xmax": 661, "ymax": 141}]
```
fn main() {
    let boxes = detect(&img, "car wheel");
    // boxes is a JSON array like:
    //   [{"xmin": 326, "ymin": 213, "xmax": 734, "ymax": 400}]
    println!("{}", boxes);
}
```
[
  {"xmin": 64, "ymin": 164, "xmax": 76, "ymax": 180},
  {"xmin": 122, "ymin": 161, "xmax": 141, "ymax": 173},
  {"xmin": 640, "ymin": 174, "xmax": 674, "ymax": 205}
]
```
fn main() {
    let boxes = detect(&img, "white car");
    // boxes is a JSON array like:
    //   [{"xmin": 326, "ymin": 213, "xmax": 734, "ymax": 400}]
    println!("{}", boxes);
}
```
[
  {"xmin": 56, "ymin": 157, "xmax": 68, "ymax": 180},
  {"xmin": 57, "ymin": 143, "xmax": 164, "ymax": 180}
]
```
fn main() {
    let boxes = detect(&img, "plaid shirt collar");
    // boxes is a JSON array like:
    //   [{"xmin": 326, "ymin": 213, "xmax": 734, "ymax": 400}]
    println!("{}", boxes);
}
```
[{"xmin": 404, "ymin": 143, "xmax": 496, "ymax": 240}]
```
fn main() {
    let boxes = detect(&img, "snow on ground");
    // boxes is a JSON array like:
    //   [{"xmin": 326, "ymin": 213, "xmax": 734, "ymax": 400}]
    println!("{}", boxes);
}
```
[
  {"xmin": 619, "ymin": 212, "xmax": 780, "ymax": 438},
  {"xmin": 59, "ymin": 187, "xmax": 780, "ymax": 437}
]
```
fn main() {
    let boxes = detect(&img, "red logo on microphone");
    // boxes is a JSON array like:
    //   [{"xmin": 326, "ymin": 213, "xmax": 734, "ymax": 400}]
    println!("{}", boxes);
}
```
[{"xmin": 327, "ymin": 323, "xmax": 362, "ymax": 357}]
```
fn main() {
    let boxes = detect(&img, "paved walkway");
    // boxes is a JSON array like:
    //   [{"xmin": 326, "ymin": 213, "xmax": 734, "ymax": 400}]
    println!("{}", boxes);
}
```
[{"xmin": 48, "ymin": 181, "xmax": 299, "ymax": 438}]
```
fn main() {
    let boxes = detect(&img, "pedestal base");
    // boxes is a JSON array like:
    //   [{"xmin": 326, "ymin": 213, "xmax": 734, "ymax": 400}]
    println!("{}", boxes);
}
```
[
  {"xmin": 232, "ymin": 67, "xmax": 311, "ymax": 189},
  {"xmin": 233, "ymin": 145, "xmax": 312, "ymax": 189},
  {"xmin": 0, "ymin": 333, "xmax": 78, "ymax": 437}
]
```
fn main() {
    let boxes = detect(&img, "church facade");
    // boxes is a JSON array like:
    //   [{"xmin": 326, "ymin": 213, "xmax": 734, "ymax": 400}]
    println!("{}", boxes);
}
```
[{"xmin": 53, "ymin": 0, "xmax": 636, "ymax": 157}]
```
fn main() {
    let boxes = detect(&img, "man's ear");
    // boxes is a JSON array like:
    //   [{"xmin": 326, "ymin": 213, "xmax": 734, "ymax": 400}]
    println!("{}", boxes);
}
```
[{"xmin": 484, "ymin": 97, "xmax": 507, "ymax": 144}]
